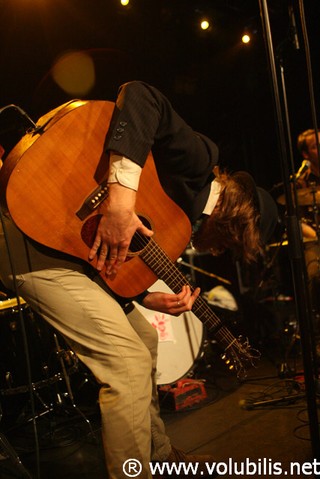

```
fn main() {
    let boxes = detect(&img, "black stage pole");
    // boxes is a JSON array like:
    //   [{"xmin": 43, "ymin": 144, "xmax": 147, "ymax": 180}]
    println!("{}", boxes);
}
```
[{"xmin": 258, "ymin": 0, "xmax": 320, "ymax": 458}]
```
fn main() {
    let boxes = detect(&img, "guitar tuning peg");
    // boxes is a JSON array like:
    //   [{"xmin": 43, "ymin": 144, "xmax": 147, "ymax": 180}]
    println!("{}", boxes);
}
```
[
  {"xmin": 221, "ymin": 354, "xmax": 226, "ymax": 360},
  {"xmin": 229, "ymin": 364, "xmax": 234, "ymax": 370}
]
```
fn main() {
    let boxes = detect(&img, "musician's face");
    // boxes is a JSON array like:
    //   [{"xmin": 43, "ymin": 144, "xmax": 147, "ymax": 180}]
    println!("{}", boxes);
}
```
[{"xmin": 304, "ymin": 132, "xmax": 320, "ymax": 173}]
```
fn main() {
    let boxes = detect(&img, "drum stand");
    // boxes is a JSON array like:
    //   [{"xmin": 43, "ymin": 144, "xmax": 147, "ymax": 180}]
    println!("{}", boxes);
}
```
[
  {"xmin": 50, "ymin": 333, "xmax": 95, "ymax": 436},
  {"xmin": 12, "ymin": 331, "xmax": 95, "ymax": 436},
  {"xmin": 0, "ymin": 325, "xmax": 96, "ymax": 479},
  {"xmin": 0, "ymin": 402, "xmax": 33, "ymax": 478}
]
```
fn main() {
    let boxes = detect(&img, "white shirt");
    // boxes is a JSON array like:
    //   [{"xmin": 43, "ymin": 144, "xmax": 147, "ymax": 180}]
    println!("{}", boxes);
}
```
[
  {"xmin": 108, "ymin": 155, "xmax": 220, "ymax": 215},
  {"xmin": 108, "ymin": 154, "xmax": 142, "ymax": 191}
]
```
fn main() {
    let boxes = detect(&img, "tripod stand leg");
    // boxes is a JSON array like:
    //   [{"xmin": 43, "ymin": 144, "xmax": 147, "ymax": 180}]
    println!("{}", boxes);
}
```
[
  {"xmin": 0, "ymin": 396, "xmax": 33, "ymax": 479},
  {"xmin": 0, "ymin": 432, "xmax": 33, "ymax": 478},
  {"xmin": 53, "ymin": 333, "xmax": 96, "ymax": 440}
]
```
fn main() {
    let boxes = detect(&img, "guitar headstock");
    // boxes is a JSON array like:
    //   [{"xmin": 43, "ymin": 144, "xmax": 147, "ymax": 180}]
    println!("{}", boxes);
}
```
[{"xmin": 221, "ymin": 335, "xmax": 260, "ymax": 379}]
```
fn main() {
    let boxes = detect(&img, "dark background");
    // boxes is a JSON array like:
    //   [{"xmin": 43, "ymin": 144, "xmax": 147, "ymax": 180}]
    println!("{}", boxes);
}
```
[
  {"xmin": 0, "ymin": 0, "xmax": 319, "ymax": 193},
  {"xmin": 0, "ymin": 4, "xmax": 318, "ymax": 476}
]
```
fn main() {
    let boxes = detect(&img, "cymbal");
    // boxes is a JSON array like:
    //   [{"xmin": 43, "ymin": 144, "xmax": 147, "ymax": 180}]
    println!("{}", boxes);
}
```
[{"xmin": 277, "ymin": 186, "xmax": 320, "ymax": 206}]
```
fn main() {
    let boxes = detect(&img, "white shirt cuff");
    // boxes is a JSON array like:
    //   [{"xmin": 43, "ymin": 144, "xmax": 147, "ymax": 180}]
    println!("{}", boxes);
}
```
[
  {"xmin": 202, "ymin": 179, "xmax": 221, "ymax": 215},
  {"xmin": 108, "ymin": 154, "xmax": 142, "ymax": 191}
]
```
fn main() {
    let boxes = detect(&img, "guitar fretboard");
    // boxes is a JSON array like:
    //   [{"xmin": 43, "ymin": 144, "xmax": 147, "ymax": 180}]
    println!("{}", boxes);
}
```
[{"xmin": 140, "ymin": 237, "xmax": 238, "ymax": 352}]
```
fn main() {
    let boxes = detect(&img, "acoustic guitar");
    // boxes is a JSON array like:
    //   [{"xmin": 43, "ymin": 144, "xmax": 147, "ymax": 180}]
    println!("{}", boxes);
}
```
[{"xmin": 0, "ymin": 100, "xmax": 259, "ymax": 378}]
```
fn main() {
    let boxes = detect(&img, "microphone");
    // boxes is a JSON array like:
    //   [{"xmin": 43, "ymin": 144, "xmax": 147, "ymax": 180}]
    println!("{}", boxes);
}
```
[
  {"xmin": 239, "ymin": 393, "xmax": 305, "ymax": 410},
  {"xmin": 294, "ymin": 159, "xmax": 311, "ymax": 180},
  {"xmin": 0, "ymin": 104, "xmax": 37, "ymax": 129}
]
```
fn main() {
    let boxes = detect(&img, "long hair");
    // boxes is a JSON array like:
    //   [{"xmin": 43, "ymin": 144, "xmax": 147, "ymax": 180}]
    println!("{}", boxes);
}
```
[{"xmin": 192, "ymin": 172, "xmax": 263, "ymax": 263}]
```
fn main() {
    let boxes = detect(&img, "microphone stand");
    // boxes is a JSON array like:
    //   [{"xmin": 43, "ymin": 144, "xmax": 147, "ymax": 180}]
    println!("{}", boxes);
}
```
[
  {"xmin": 258, "ymin": 0, "xmax": 320, "ymax": 458},
  {"xmin": 177, "ymin": 258, "xmax": 231, "ymax": 285}
]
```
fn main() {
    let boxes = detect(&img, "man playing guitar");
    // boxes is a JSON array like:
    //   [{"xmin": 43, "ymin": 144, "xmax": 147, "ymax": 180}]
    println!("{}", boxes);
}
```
[{"xmin": 0, "ymin": 81, "xmax": 278, "ymax": 478}]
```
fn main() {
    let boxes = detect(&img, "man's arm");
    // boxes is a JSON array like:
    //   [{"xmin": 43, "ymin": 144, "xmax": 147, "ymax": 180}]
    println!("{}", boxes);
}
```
[
  {"xmin": 141, "ymin": 285, "xmax": 201, "ymax": 316},
  {"xmin": 88, "ymin": 152, "xmax": 153, "ymax": 276}
]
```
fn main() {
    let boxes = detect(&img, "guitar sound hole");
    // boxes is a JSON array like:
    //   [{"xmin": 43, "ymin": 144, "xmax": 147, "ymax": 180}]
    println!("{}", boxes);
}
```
[
  {"xmin": 81, "ymin": 214, "xmax": 152, "ymax": 254},
  {"xmin": 81, "ymin": 215, "xmax": 101, "ymax": 248},
  {"xmin": 129, "ymin": 216, "xmax": 152, "ymax": 253}
]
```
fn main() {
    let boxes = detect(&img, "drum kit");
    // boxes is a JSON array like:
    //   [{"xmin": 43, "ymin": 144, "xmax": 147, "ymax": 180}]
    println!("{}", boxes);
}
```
[
  {"xmin": 275, "ymin": 183, "xmax": 320, "ymax": 243},
  {"xmin": 257, "ymin": 183, "xmax": 320, "ymax": 296},
  {"xmin": 263, "ymin": 184, "xmax": 320, "ymax": 275},
  {"xmin": 0, "ymin": 290, "xmax": 84, "ymax": 477},
  {"xmin": 0, "ymin": 291, "xmax": 80, "ymax": 424},
  {"xmin": 277, "ymin": 184, "xmax": 320, "ymax": 208},
  {"xmin": 258, "ymin": 182, "xmax": 320, "ymax": 373}
]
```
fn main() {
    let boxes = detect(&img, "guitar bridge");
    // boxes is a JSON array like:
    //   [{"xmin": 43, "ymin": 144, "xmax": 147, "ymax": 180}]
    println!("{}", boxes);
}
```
[{"xmin": 76, "ymin": 181, "xmax": 108, "ymax": 220}]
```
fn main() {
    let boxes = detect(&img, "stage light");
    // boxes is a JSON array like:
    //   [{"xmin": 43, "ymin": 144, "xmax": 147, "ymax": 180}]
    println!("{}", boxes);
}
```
[
  {"xmin": 52, "ymin": 51, "xmax": 95, "ymax": 96},
  {"xmin": 200, "ymin": 19, "xmax": 210, "ymax": 31},
  {"xmin": 241, "ymin": 33, "xmax": 251, "ymax": 44},
  {"xmin": 120, "ymin": 0, "xmax": 130, "ymax": 6},
  {"xmin": 241, "ymin": 25, "xmax": 258, "ymax": 45}
]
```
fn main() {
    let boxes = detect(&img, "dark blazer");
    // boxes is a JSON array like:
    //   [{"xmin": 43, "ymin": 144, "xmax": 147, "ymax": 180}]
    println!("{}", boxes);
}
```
[{"xmin": 105, "ymin": 81, "xmax": 219, "ymax": 223}]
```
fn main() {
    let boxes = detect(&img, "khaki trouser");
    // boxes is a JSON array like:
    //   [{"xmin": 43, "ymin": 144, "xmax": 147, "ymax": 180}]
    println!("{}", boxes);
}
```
[{"xmin": 0, "ymin": 216, "xmax": 171, "ymax": 478}]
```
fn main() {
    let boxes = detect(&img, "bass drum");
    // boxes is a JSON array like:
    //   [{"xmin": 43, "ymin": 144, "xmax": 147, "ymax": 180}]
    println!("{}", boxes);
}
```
[{"xmin": 131, "ymin": 280, "xmax": 204, "ymax": 385}]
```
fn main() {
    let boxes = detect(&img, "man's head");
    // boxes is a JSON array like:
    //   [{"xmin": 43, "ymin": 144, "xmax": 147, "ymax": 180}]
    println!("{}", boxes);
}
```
[
  {"xmin": 297, "ymin": 129, "xmax": 320, "ymax": 176},
  {"xmin": 193, "ymin": 171, "xmax": 278, "ymax": 263}
]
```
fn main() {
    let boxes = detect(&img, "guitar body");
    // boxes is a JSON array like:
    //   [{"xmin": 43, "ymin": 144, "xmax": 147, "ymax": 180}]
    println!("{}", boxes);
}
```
[
  {"xmin": 0, "ymin": 100, "xmax": 259, "ymax": 377},
  {"xmin": 0, "ymin": 100, "xmax": 191, "ymax": 297}
]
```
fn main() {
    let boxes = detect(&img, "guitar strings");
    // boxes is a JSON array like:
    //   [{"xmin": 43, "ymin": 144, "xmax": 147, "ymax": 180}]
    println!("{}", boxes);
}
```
[
  {"xmin": 134, "ymin": 231, "xmax": 237, "ymax": 345},
  {"xmin": 131, "ymin": 230, "xmax": 257, "ymax": 365}
]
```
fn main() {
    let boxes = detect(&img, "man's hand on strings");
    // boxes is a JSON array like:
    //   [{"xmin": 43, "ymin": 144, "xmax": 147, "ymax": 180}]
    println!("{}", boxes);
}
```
[
  {"xmin": 88, "ymin": 183, "xmax": 153, "ymax": 275},
  {"xmin": 142, "ymin": 285, "xmax": 200, "ymax": 316}
]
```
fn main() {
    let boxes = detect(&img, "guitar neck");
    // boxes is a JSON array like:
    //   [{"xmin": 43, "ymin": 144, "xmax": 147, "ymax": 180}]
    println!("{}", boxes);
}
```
[{"xmin": 141, "ymin": 238, "xmax": 236, "ymax": 351}]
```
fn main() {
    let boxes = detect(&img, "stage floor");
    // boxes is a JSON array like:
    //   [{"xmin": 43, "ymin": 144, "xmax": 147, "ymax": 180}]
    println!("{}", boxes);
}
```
[{"xmin": 0, "ymin": 333, "xmax": 317, "ymax": 479}]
